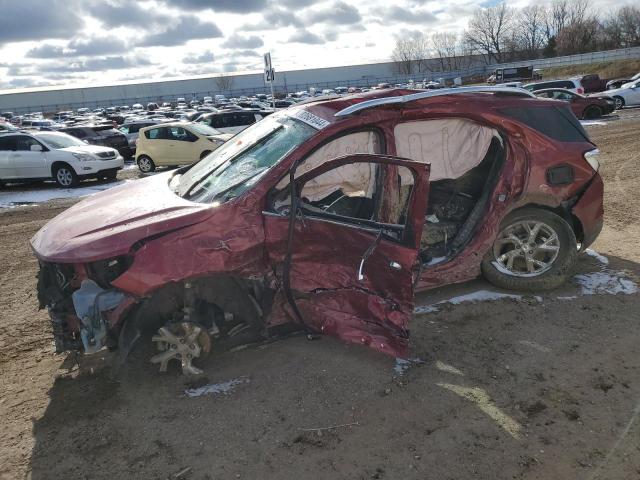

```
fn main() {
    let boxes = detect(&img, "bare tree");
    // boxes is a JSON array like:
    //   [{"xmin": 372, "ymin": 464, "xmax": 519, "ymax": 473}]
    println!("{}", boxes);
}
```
[
  {"xmin": 618, "ymin": 6, "xmax": 640, "ymax": 47},
  {"xmin": 391, "ymin": 38, "xmax": 414, "ymax": 75},
  {"xmin": 391, "ymin": 32, "xmax": 430, "ymax": 75},
  {"xmin": 412, "ymin": 33, "xmax": 431, "ymax": 74},
  {"xmin": 464, "ymin": 3, "xmax": 515, "ymax": 64},
  {"xmin": 432, "ymin": 32, "xmax": 460, "ymax": 71},
  {"xmin": 556, "ymin": 17, "xmax": 600, "ymax": 55},
  {"xmin": 214, "ymin": 73, "xmax": 234, "ymax": 91},
  {"xmin": 517, "ymin": 5, "xmax": 546, "ymax": 57}
]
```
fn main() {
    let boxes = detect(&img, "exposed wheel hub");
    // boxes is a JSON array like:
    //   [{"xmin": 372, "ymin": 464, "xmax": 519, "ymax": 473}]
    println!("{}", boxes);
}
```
[{"xmin": 151, "ymin": 322, "xmax": 211, "ymax": 375}]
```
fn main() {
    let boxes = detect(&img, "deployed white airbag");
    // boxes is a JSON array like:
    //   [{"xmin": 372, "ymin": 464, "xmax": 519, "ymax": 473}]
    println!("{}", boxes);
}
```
[{"xmin": 394, "ymin": 118, "xmax": 496, "ymax": 182}]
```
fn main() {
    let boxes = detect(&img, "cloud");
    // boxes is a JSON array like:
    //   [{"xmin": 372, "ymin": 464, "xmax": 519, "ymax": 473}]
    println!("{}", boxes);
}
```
[
  {"xmin": 222, "ymin": 34, "xmax": 264, "ymax": 49},
  {"xmin": 183, "ymin": 51, "xmax": 215, "ymax": 64},
  {"xmin": 46, "ymin": 56, "xmax": 154, "ymax": 73},
  {"xmin": 162, "ymin": 0, "xmax": 267, "ymax": 13},
  {"xmin": 288, "ymin": 29, "xmax": 324, "ymax": 45},
  {"xmin": 278, "ymin": 0, "xmax": 317, "ymax": 6},
  {"xmin": 378, "ymin": 6, "xmax": 438, "ymax": 24},
  {"xmin": 27, "ymin": 36, "xmax": 128, "ymax": 58},
  {"xmin": 26, "ymin": 45, "xmax": 67, "ymax": 59},
  {"xmin": 230, "ymin": 49, "xmax": 262, "ymax": 58},
  {"xmin": 89, "ymin": 1, "xmax": 171, "ymax": 27},
  {"xmin": 139, "ymin": 17, "xmax": 223, "ymax": 47},
  {"xmin": 243, "ymin": 7, "xmax": 303, "ymax": 30},
  {"xmin": 306, "ymin": 1, "xmax": 361, "ymax": 25},
  {"xmin": 0, "ymin": 0, "xmax": 84, "ymax": 45}
]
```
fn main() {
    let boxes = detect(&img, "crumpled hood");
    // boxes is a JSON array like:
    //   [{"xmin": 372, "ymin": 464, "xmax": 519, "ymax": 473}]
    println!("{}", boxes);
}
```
[{"xmin": 31, "ymin": 172, "xmax": 214, "ymax": 263}]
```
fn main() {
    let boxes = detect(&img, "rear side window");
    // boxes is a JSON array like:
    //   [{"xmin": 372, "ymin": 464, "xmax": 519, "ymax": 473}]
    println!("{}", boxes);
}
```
[
  {"xmin": 0, "ymin": 136, "xmax": 16, "ymax": 151},
  {"xmin": 145, "ymin": 127, "xmax": 165, "ymax": 139},
  {"xmin": 207, "ymin": 115, "xmax": 224, "ymax": 129},
  {"xmin": 14, "ymin": 135, "xmax": 43, "ymax": 151},
  {"xmin": 500, "ymin": 106, "xmax": 590, "ymax": 143}
]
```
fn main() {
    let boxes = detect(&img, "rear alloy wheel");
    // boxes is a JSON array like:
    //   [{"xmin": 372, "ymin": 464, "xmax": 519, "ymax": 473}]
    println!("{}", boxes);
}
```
[
  {"xmin": 200, "ymin": 150, "xmax": 212, "ymax": 160},
  {"xmin": 53, "ymin": 164, "xmax": 78, "ymax": 188},
  {"xmin": 583, "ymin": 105, "xmax": 602, "ymax": 120},
  {"xmin": 481, "ymin": 208, "xmax": 577, "ymax": 291},
  {"xmin": 613, "ymin": 96, "xmax": 625, "ymax": 110},
  {"xmin": 137, "ymin": 155, "xmax": 155, "ymax": 173}
]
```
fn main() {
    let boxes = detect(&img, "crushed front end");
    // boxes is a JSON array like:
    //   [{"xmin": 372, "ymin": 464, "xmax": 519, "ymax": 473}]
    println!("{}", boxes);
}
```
[{"xmin": 37, "ymin": 259, "xmax": 136, "ymax": 354}]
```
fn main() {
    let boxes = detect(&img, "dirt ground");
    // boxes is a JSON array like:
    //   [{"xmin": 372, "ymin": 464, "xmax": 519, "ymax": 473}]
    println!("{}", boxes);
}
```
[{"xmin": 1, "ymin": 110, "xmax": 640, "ymax": 480}]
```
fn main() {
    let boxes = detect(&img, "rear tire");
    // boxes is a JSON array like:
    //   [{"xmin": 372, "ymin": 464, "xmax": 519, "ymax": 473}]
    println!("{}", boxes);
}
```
[
  {"xmin": 137, "ymin": 155, "xmax": 155, "ymax": 173},
  {"xmin": 481, "ymin": 208, "xmax": 577, "ymax": 291},
  {"xmin": 53, "ymin": 164, "xmax": 79, "ymax": 188},
  {"xmin": 613, "ymin": 96, "xmax": 625, "ymax": 110},
  {"xmin": 200, "ymin": 150, "xmax": 212, "ymax": 160},
  {"xmin": 583, "ymin": 105, "xmax": 602, "ymax": 119}
]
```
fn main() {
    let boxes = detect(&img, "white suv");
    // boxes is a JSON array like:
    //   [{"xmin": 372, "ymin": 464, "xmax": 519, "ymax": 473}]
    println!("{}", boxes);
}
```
[
  {"xmin": 523, "ymin": 78, "xmax": 584, "ymax": 94},
  {"xmin": 0, "ymin": 131, "xmax": 123, "ymax": 187}
]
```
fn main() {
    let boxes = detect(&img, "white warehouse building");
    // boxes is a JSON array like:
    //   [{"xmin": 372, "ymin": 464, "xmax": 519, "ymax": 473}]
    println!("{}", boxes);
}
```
[{"xmin": 0, "ymin": 58, "xmax": 482, "ymax": 114}]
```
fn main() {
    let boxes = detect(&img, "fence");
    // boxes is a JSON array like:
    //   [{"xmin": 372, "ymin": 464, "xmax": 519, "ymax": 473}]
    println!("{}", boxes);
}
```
[{"xmin": 3, "ymin": 46, "xmax": 640, "ymax": 115}]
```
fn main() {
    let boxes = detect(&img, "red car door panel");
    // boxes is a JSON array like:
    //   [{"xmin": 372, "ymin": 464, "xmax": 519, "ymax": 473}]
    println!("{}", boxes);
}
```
[{"xmin": 263, "ymin": 154, "xmax": 429, "ymax": 357}]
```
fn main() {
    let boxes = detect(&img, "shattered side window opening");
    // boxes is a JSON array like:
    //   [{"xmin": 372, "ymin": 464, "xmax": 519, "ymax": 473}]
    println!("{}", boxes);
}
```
[
  {"xmin": 179, "ymin": 116, "xmax": 316, "ymax": 203},
  {"xmin": 276, "ymin": 163, "xmax": 415, "ymax": 242}
]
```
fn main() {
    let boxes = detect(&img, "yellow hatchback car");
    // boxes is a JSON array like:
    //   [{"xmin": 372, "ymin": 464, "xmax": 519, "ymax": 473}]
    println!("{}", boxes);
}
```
[{"xmin": 135, "ymin": 122, "xmax": 232, "ymax": 172}]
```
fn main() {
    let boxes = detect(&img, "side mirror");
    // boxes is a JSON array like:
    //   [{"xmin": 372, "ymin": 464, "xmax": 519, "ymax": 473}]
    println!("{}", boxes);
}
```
[{"xmin": 30, "ymin": 144, "xmax": 43, "ymax": 152}]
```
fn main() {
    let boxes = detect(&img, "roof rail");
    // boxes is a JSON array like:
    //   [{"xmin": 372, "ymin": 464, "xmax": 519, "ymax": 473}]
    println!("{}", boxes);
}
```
[{"xmin": 334, "ymin": 86, "xmax": 536, "ymax": 117}]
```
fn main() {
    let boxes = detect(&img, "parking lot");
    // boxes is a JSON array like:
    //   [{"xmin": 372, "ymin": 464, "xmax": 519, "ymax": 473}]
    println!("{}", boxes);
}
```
[{"xmin": 0, "ymin": 108, "xmax": 639, "ymax": 479}]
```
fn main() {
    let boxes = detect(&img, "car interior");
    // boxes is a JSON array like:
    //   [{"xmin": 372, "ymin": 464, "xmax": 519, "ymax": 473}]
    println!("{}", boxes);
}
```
[{"xmin": 270, "ymin": 119, "xmax": 505, "ymax": 259}]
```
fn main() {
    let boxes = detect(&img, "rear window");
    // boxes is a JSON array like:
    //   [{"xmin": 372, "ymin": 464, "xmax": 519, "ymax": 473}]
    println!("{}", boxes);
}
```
[{"xmin": 499, "ymin": 105, "xmax": 590, "ymax": 143}]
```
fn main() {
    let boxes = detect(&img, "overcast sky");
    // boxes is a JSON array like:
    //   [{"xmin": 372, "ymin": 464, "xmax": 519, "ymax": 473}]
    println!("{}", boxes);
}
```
[{"xmin": 0, "ymin": 0, "xmax": 632, "ymax": 90}]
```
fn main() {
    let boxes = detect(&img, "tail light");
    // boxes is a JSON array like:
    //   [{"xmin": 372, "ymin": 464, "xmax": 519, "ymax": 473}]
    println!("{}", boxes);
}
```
[
  {"xmin": 584, "ymin": 148, "xmax": 600, "ymax": 172},
  {"xmin": 577, "ymin": 87, "xmax": 584, "ymax": 94}
]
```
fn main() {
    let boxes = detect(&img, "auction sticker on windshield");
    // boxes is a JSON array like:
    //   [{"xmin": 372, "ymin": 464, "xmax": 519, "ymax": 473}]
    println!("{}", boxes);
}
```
[{"xmin": 290, "ymin": 109, "xmax": 331, "ymax": 130}]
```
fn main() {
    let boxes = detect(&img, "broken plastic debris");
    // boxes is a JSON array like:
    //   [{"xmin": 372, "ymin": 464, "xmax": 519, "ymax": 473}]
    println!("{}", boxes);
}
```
[{"xmin": 184, "ymin": 377, "xmax": 249, "ymax": 398}]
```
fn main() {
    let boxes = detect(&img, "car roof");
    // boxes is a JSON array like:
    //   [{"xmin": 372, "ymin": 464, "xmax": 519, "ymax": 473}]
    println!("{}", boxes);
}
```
[
  {"xmin": 290, "ymin": 87, "xmax": 562, "ymax": 129},
  {"xmin": 139, "ymin": 121, "xmax": 191, "ymax": 131}
]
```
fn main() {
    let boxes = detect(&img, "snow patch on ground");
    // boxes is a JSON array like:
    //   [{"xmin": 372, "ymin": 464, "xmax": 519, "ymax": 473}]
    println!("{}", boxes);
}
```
[
  {"xmin": 585, "ymin": 248, "xmax": 609, "ymax": 265},
  {"xmin": 574, "ymin": 271, "xmax": 638, "ymax": 295},
  {"xmin": 414, "ymin": 290, "xmax": 541, "ymax": 315},
  {"xmin": 413, "ymin": 305, "xmax": 440, "ymax": 314},
  {"xmin": 581, "ymin": 120, "xmax": 607, "ymax": 126},
  {"xmin": 0, "ymin": 181, "xmax": 128, "ymax": 208},
  {"xmin": 393, "ymin": 357, "xmax": 424, "ymax": 376},
  {"xmin": 447, "ymin": 290, "xmax": 541, "ymax": 305},
  {"xmin": 184, "ymin": 377, "xmax": 249, "ymax": 398},
  {"xmin": 573, "ymin": 248, "xmax": 637, "ymax": 295}
]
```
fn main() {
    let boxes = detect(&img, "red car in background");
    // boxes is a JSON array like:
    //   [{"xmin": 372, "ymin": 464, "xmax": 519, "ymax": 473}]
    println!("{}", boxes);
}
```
[
  {"xmin": 31, "ymin": 87, "xmax": 604, "ymax": 374},
  {"xmin": 534, "ymin": 88, "xmax": 616, "ymax": 119}
]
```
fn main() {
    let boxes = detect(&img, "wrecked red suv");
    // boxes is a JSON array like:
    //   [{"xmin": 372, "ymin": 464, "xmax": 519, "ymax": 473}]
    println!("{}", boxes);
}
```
[{"xmin": 32, "ymin": 87, "xmax": 603, "ymax": 374}]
